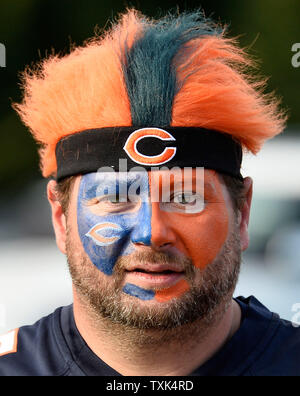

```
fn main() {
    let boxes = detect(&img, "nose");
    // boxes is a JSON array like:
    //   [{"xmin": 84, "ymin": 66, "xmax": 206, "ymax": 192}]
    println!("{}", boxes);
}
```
[
  {"xmin": 130, "ymin": 201, "xmax": 177, "ymax": 250},
  {"xmin": 130, "ymin": 201, "xmax": 152, "ymax": 246},
  {"xmin": 150, "ymin": 202, "xmax": 177, "ymax": 251}
]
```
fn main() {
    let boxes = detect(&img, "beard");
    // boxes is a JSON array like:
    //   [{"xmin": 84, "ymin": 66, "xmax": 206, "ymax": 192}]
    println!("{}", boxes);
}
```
[{"xmin": 66, "ymin": 224, "xmax": 241, "ymax": 333}]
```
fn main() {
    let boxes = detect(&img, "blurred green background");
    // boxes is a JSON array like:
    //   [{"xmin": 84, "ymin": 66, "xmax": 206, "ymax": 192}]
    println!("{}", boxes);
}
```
[{"xmin": 0, "ymin": 0, "xmax": 299, "ymax": 194}]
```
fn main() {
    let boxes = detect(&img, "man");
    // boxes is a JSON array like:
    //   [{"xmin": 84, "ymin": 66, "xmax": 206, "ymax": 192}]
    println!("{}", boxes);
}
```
[{"xmin": 1, "ymin": 9, "xmax": 299, "ymax": 376}]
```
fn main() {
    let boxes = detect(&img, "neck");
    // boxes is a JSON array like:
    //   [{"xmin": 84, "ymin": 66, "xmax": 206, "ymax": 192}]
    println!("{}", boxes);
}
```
[{"xmin": 72, "ymin": 289, "xmax": 241, "ymax": 376}]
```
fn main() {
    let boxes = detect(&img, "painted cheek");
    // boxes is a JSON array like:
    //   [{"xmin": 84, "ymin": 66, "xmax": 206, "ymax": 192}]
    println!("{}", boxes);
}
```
[
  {"xmin": 189, "ymin": 207, "xmax": 228, "ymax": 269},
  {"xmin": 77, "ymin": 204, "xmax": 133, "ymax": 275},
  {"xmin": 77, "ymin": 173, "xmax": 153, "ymax": 276},
  {"xmin": 148, "ymin": 171, "xmax": 229, "ymax": 270},
  {"xmin": 77, "ymin": 175, "xmax": 133, "ymax": 275},
  {"xmin": 86, "ymin": 222, "xmax": 123, "ymax": 246},
  {"xmin": 155, "ymin": 279, "xmax": 190, "ymax": 302},
  {"xmin": 178, "ymin": 176, "xmax": 229, "ymax": 270}
]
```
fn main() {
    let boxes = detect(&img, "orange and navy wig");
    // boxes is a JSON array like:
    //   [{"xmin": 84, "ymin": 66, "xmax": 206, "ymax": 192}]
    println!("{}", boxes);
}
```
[{"xmin": 14, "ymin": 9, "xmax": 287, "ymax": 178}]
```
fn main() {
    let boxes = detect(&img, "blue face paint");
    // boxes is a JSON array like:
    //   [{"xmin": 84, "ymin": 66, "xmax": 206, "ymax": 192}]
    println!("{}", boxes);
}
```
[
  {"xmin": 77, "ymin": 172, "xmax": 152, "ymax": 275},
  {"xmin": 123, "ymin": 283, "xmax": 155, "ymax": 300}
]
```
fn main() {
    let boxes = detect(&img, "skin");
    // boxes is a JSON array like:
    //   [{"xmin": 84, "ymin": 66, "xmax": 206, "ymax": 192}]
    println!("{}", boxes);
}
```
[{"xmin": 47, "ymin": 169, "xmax": 253, "ymax": 376}]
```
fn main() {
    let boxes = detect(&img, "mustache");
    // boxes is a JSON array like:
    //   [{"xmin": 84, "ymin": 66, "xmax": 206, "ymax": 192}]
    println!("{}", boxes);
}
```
[{"xmin": 113, "ymin": 250, "xmax": 195, "ymax": 276}]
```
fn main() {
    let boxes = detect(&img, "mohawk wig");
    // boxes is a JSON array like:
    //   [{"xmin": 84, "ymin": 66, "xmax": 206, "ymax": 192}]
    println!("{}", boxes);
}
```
[{"xmin": 14, "ymin": 9, "xmax": 286, "ymax": 178}]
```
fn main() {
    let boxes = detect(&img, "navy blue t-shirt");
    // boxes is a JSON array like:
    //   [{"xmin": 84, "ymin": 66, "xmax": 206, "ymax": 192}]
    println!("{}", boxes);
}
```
[{"xmin": 0, "ymin": 296, "xmax": 299, "ymax": 376}]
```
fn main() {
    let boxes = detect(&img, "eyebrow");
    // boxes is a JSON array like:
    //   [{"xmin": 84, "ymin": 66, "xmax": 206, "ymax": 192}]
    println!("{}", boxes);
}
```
[
  {"xmin": 83, "ymin": 174, "xmax": 143, "ymax": 199},
  {"xmin": 172, "ymin": 177, "xmax": 216, "ymax": 194}
]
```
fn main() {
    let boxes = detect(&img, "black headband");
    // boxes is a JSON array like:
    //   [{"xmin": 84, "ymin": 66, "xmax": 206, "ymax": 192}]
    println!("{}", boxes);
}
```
[{"xmin": 55, "ymin": 127, "xmax": 243, "ymax": 181}]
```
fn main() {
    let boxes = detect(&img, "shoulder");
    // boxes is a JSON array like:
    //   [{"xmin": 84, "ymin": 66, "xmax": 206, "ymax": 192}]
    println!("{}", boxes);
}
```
[
  {"xmin": 0, "ymin": 306, "xmax": 71, "ymax": 376},
  {"xmin": 238, "ymin": 296, "xmax": 300, "ymax": 376},
  {"xmin": 254, "ymin": 317, "xmax": 300, "ymax": 376}
]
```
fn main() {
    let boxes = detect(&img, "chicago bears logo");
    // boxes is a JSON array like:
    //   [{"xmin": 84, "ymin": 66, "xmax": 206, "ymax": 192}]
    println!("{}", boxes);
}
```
[
  {"xmin": 86, "ymin": 223, "xmax": 123, "ymax": 246},
  {"xmin": 123, "ymin": 128, "xmax": 176, "ymax": 166}
]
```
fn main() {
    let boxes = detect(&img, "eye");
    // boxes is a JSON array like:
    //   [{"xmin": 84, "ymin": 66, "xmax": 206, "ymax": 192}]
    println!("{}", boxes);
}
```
[
  {"xmin": 173, "ymin": 193, "xmax": 196, "ymax": 205},
  {"xmin": 103, "ymin": 194, "xmax": 127, "ymax": 204},
  {"xmin": 160, "ymin": 191, "xmax": 205, "ymax": 214},
  {"xmin": 86, "ymin": 193, "xmax": 141, "ymax": 215}
]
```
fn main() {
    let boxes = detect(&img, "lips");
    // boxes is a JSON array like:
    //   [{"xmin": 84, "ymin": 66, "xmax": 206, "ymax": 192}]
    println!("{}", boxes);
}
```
[
  {"xmin": 124, "ymin": 263, "xmax": 185, "ymax": 289},
  {"xmin": 125, "ymin": 263, "xmax": 185, "ymax": 274}
]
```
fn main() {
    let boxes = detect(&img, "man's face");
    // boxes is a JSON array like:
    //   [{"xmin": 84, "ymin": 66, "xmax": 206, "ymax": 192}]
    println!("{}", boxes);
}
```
[{"xmin": 65, "ymin": 169, "xmax": 242, "ymax": 329}]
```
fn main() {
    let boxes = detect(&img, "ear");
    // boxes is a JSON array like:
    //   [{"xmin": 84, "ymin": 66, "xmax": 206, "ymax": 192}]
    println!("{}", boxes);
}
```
[
  {"xmin": 239, "ymin": 177, "xmax": 253, "ymax": 251},
  {"xmin": 47, "ymin": 180, "xmax": 67, "ymax": 255}
]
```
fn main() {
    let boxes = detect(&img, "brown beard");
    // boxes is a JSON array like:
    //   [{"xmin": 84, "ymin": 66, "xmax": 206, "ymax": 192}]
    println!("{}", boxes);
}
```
[{"xmin": 66, "ymin": 223, "xmax": 241, "ymax": 332}]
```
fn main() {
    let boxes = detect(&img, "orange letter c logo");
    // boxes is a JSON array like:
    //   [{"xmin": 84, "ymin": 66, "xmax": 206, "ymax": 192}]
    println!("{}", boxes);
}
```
[{"xmin": 123, "ymin": 128, "xmax": 176, "ymax": 166}]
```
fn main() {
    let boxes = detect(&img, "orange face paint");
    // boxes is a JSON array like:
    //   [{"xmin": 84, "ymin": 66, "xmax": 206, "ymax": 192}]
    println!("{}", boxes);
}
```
[
  {"xmin": 150, "ymin": 169, "xmax": 229, "ymax": 270},
  {"xmin": 155, "ymin": 279, "xmax": 190, "ymax": 302}
]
